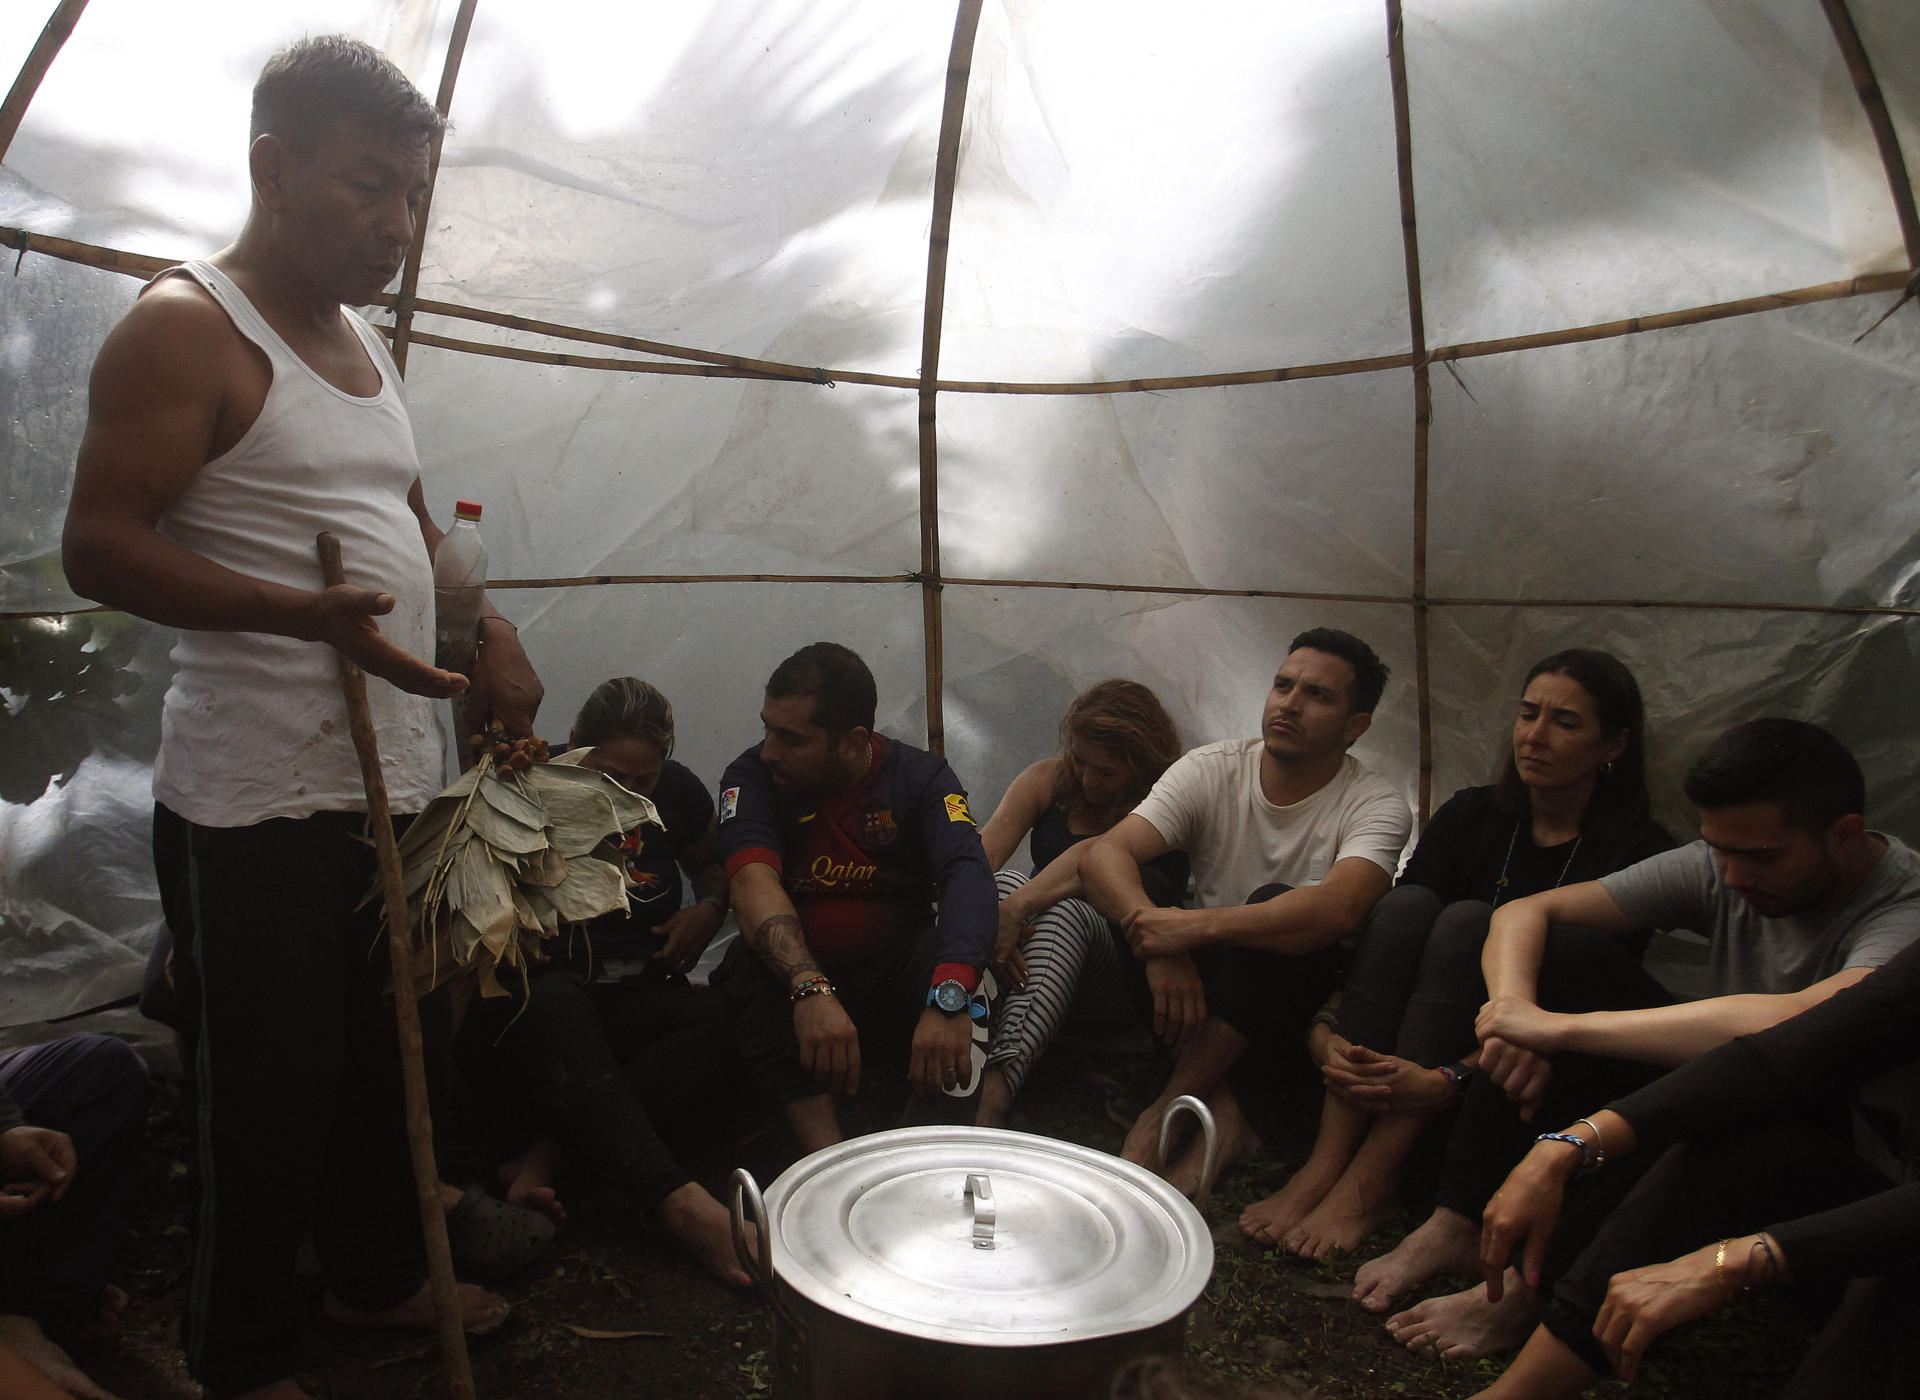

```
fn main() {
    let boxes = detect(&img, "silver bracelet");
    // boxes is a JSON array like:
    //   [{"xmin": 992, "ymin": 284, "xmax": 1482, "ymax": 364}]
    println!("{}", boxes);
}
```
[{"xmin": 1575, "ymin": 1117, "xmax": 1607, "ymax": 1167}]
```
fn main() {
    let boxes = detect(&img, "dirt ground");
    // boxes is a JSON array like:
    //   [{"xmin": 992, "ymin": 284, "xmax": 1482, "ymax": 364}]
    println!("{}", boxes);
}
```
[{"xmin": 76, "ymin": 1043, "xmax": 1807, "ymax": 1400}]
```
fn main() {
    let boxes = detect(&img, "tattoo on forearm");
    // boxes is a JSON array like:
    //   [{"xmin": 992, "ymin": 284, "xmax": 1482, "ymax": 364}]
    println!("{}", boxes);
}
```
[{"xmin": 751, "ymin": 914, "xmax": 820, "ymax": 985}]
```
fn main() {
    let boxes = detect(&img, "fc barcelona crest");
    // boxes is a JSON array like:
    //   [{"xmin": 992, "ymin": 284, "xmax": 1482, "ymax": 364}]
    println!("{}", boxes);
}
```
[{"xmin": 864, "ymin": 806, "xmax": 898, "ymax": 847}]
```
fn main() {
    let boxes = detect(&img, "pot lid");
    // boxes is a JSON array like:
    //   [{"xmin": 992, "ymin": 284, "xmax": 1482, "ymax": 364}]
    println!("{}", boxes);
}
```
[{"xmin": 761, "ymin": 1126, "xmax": 1213, "ymax": 1346}]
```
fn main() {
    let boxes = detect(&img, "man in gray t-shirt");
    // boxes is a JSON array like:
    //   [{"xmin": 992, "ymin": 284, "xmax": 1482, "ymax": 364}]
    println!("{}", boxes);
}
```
[{"xmin": 1357, "ymin": 718, "xmax": 1920, "ymax": 1357}]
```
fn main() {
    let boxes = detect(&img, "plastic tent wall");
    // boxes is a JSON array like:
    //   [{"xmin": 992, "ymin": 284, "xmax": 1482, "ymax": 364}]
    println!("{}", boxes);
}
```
[{"xmin": 3, "ymin": 0, "xmax": 1917, "ymax": 1049}]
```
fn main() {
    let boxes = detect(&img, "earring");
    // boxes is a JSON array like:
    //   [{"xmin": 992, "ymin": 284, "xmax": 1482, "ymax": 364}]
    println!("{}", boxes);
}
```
[{"xmin": 1602, "ymin": 760, "xmax": 1616, "ymax": 776}]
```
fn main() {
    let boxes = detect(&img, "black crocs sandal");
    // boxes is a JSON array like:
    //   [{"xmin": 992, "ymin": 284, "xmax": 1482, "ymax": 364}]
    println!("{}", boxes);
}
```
[{"xmin": 445, "ymin": 1183, "xmax": 556, "ymax": 1282}]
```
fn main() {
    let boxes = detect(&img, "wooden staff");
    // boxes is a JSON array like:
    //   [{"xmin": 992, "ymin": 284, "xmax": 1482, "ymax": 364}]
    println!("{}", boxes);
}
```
[{"xmin": 316, "ymin": 531, "xmax": 476, "ymax": 1400}]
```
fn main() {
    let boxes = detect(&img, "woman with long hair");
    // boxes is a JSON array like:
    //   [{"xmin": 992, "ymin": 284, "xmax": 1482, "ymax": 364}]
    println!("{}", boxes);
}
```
[
  {"xmin": 973, "ymin": 679, "xmax": 1188, "ymax": 1127},
  {"xmin": 1239, "ymin": 649, "xmax": 1672, "ymax": 1258}
]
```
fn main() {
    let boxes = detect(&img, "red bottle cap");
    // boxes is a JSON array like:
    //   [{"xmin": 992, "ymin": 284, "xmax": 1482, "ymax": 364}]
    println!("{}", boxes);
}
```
[{"xmin": 454, "ymin": 500, "xmax": 483, "ymax": 519}]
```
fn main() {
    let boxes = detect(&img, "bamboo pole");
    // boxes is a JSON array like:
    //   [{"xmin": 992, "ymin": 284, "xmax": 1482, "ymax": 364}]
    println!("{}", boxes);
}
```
[
  {"xmin": 1821, "ymin": 0, "xmax": 1920, "ymax": 268},
  {"xmin": 389, "ymin": 0, "xmax": 479, "ymax": 378},
  {"xmin": 487, "ymin": 571, "xmax": 918, "ymax": 589},
  {"xmin": 915, "ymin": 0, "xmax": 986, "ymax": 755},
  {"xmin": 315, "ymin": 532, "xmax": 475, "ymax": 1400},
  {"xmin": 1384, "ymin": 0, "xmax": 1434, "ymax": 822},
  {"xmin": 1432, "ymin": 272, "xmax": 1911, "ymax": 363},
  {"xmin": 14, "ymin": 583, "xmax": 1920, "ymax": 627},
  {"xmin": 397, "ymin": 328, "xmax": 827, "ymax": 383},
  {"xmin": 407, "ymin": 297, "xmax": 856, "ymax": 381},
  {"xmin": 4, "ymin": 221, "xmax": 1905, "ymax": 391},
  {"xmin": 0, "ymin": 0, "xmax": 89, "ymax": 162}
]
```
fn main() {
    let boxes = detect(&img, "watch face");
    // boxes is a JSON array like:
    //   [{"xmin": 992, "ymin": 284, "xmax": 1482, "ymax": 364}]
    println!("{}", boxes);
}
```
[{"xmin": 933, "ymin": 981, "xmax": 968, "ymax": 1013}]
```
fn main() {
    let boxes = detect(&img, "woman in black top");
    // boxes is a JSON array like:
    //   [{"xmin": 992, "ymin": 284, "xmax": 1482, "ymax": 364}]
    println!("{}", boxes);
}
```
[
  {"xmin": 973, "ymin": 679, "xmax": 1188, "ymax": 1127},
  {"xmin": 1242, "ymin": 650, "xmax": 1672, "ymax": 1257},
  {"xmin": 462, "ymin": 678, "xmax": 745, "ymax": 1284}
]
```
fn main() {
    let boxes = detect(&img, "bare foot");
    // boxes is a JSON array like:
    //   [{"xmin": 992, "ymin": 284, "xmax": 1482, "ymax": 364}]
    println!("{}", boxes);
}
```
[
  {"xmin": 1282, "ymin": 1175, "xmax": 1399, "ymax": 1260},
  {"xmin": 91, "ymin": 1286, "xmax": 128, "ymax": 1334},
  {"xmin": 1240, "ymin": 1158, "xmax": 1343, "ymax": 1246},
  {"xmin": 324, "ymin": 1280, "xmax": 510, "ymax": 1336},
  {"xmin": 499, "ymin": 1138, "xmax": 568, "ymax": 1226},
  {"xmin": 973, "ymin": 1069, "xmax": 1014, "ymax": 1129},
  {"xmin": 657, "ymin": 1182, "xmax": 753, "ymax": 1288},
  {"xmin": 1120, "ymin": 1099, "xmax": 1174, "ymax": 1169},
  {"xmin": 1350, "ymin": 1206, "xmax": 1480, "ymax": 1313},
  {"xmin": 0, "ymin": 1314, "xmax": 121, "ymax": 1400},
  {"xmin": 1385, "ymin": 1273, "xmax": 1543, "ymax": 1359}
]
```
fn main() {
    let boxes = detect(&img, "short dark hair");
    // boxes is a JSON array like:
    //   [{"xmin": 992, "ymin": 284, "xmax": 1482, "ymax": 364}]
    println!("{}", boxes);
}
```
[
  {"xmin": 251, "ymin": 35, "xmax": 445, "ymax": 156},
  {"xmin": 765, "ymin": 642, "xmax": 877, "ymax": 739},
  {"xmin": 1287, "ymin": 627, "xmax": 1388, "ymax": 716},
  {"xmin": 1682, "ymin": 718, "xmax": 1865, "ymax": 833},
  {"xmin": 1492, "ymin": 648, "xmax": 1651, "ymax": 841}
]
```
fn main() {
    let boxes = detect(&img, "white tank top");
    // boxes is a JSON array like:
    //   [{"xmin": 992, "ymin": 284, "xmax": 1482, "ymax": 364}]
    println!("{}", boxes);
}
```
[{"xmin": 150, "ymin": 260, "xmax": 445, "ymax": 826}]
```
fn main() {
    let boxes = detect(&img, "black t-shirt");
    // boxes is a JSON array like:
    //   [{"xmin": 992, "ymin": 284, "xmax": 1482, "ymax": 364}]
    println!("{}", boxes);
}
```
[
  {"xmin": 552, "ymin": 757, "xmax": 715, "ymax": 967},
  {"xmin": 1398, "ymin": 784, "xmax": 1674, "ymax": 907}
]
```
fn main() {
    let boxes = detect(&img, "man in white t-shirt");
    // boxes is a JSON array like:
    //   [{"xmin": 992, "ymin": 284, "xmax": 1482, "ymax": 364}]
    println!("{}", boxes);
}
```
[{"xmin": 1083, "ymin": 628, "xmax": 1413, "ymax": 1190}]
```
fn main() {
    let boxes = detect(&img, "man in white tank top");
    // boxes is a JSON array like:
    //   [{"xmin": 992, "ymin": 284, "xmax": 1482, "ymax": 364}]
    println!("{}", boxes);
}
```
[{"xmin": 63, "ymin": 36, "xmax": 541, "ymax": 1400}]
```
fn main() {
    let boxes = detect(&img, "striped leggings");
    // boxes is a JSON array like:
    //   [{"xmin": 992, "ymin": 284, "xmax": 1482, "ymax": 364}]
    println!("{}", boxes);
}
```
[{"xmin": 984, "ymin": 869, "xmax": 1140, "ymax": 1100}]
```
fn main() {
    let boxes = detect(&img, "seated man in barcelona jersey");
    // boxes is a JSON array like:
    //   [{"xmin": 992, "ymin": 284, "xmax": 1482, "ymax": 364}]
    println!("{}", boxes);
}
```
[{"xmin": 711, "ymin": 642, "xmax": 998, "ymax": 1152}]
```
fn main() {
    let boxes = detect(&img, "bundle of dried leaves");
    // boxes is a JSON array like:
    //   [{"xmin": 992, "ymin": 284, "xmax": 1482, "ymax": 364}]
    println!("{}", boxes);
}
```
[{"xmin": 392, "ymin": 751, "xmax": 661, "ymax": 996}]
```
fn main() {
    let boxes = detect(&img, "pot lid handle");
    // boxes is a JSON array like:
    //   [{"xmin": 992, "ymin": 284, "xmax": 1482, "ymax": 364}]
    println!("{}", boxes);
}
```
[{"xmin": 964, "ymin": 1172, "xmax": 996, "ymax": 1250}]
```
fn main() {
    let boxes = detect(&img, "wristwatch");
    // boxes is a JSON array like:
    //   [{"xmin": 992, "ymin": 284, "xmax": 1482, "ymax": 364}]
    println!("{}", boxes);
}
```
[{"xmin": 927, "ymin": 979, "xmax": 988, "ymax": 1020}]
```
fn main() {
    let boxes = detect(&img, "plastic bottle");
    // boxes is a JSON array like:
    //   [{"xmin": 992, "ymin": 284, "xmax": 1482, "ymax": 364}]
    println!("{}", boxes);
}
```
[{"xmin": 432, "ymin": 499, "xmax": 488, "ymax": 676}]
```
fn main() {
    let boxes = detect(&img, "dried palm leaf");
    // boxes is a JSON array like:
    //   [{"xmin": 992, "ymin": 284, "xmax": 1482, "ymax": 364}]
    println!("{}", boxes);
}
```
[{"xmin": 386, "ymin": 751, "xmax": 661, "ymax": 998}]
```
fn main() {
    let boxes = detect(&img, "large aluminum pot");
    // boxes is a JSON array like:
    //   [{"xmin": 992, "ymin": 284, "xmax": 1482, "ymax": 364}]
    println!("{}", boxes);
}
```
[{"xmin": 729, "ymin": 1097, "xmax": 1217, "ymax": 1400}]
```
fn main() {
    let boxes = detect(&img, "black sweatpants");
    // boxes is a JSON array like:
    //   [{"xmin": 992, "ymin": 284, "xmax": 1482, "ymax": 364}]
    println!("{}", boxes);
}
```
[
  {"xmin": 1203, "ymin": 884, "xmax": 1343, "ymax": 1059},
  {"xmin": 1338, "ymin": 885, "xmax": 1489, "ymax": 1064},
  {"xmin": 1545, "ymin": 1123, "xmax": 1919, "ymax": 1395},
  {"xmin": 461, "ymin": 969, "xmax": 743, "ymax": 1210},
  {"xmin": 0, "ymin": 1034, "xmax": 149, "ymax": 1319},
  {"xmin": 154, "ymin": 803, "xmax": 426, "ymax": 1397},
  {"xmin": 713, "ymin": 925, "xmax": 940, "ymax": 1108}
]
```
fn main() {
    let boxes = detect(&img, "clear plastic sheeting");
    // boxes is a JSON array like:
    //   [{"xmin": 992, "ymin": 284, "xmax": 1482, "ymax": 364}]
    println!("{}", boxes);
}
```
[
  {"xmin": 1428, "ymin": 295, "xmax": 1920, "ymax": 607},
  {"xmin": 939, "ymin": 372, "xmax": 1414, "ymax": 594},
  {"xmin": 0, "ymin": 242, "xmax": 139, "ymax": 614},
  {"xmin": 1, "ymin": 1, "xmax": 1918, "ymax": 1040},
  {"xmin": 403, "ymin": 344, "xmax": 925, "ymax": 581},
  {"xmin": 420, "ymin": 1, "xmax": 952, "ymax": 371},
  {"xmin": 944, "ymin": 0, "xmax": 1408, "ymax": 382},
  {"xmin": 0, "ymin": 612, "xmax": 173, "ymax": 1036},
  {"xmin": 1851, "ymin": 0, "xmax": 1920, "ymax": 209},
  {"xmin": 1407, "ymin": 0, "xmax": 1905, "ymax": 347},
  {"xmin": 3, "ymin": 0, "xmax": 452, "ymax": 256}
]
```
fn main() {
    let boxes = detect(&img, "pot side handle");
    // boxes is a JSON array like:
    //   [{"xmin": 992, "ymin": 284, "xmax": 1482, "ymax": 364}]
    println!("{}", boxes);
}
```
[
  {"xmin": 1157, "ymin": 1094, "xmax": 1220, "ymax": 1210},
  {"xmin": 729, "ymin": 1167, "xmax": 777, "ymax": 1305}
]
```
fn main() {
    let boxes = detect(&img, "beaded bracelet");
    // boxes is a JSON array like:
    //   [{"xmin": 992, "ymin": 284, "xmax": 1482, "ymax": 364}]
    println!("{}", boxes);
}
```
[
  {"xmin": 789, "ymin": 975, "xmax": 835, "ymax": 1003},
  {"xmin": 1309, "ymin": 1003, "xmax": 1341, "ymax": 1031},
  {"xmin": 1535, "ymin": 1131, "xmax": 1597, "ymax": 1174}
]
